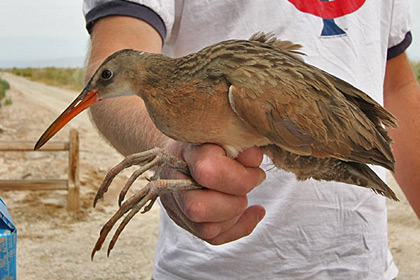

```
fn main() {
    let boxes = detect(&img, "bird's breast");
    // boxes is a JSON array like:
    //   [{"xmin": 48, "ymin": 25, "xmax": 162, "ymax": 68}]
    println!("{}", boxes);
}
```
[{"xmin": 143, "ymin": 80, "xmax": 269, "ymax": 157}]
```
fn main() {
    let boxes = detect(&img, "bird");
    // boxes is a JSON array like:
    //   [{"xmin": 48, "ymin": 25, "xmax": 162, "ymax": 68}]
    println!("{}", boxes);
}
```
[{"xmin": 34, "ymin": 32, "xmax": 398, "ymax": 258}]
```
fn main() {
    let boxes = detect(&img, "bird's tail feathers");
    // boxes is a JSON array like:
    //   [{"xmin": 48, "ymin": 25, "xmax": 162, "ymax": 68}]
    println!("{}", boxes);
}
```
[
  {"xmin": 249, "ymin": 32, "xmax": 305, "ymax": 60},
  {"xmin": 342, "ymin": 162, "xmax": 398, "ymax": 201},
  {"xmin": 263, "ymin": 145, "xmax": 398, "ymax": 201}
]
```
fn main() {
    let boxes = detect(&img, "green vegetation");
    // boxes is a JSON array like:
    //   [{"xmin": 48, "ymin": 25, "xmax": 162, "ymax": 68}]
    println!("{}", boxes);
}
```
[
  {"xmin": 0, "ymin": 77, "xmax": 10, "ymax": 106},
  {"xmin": 410, "ymin": 61, "xmax": 420, "ymax": 83},
  {"xmin": 7, "ymin": 67, "xmax": 84, "ymax": 91}
]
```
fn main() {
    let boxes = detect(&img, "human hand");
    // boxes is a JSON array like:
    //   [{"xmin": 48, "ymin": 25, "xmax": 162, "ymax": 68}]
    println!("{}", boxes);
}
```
[{"xmin": 160, "ymin": 142, "xmax": 266, "ymax": 245}]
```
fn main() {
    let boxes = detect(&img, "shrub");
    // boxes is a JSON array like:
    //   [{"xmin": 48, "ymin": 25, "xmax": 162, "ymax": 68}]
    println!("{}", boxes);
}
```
[
  {"xmin": 0, "ymin": 77, "xmax": 10, "ymax": 100},
  {"xmin": 7, "ymin": 67, "xmax": 84, "ymax": 91}
]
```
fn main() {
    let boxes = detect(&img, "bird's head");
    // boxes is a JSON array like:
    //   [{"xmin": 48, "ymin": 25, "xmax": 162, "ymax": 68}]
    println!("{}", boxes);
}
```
[{"xmin": 34, "ymin": 49, "xmax": 147, "ymax": 150}]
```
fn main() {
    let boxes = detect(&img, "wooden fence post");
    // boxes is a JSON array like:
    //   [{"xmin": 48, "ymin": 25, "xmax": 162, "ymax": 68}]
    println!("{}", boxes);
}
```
[
  {"xmin": 0, "ymin": 129, "xmax": 80, "ymax": 211},
  {"xmin": 67, "ymin": 129, "xmax": 80, "ymax": 211}
]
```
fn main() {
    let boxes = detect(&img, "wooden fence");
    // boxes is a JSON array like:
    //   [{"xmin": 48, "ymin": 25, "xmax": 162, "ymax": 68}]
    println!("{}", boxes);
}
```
[{"xmin": 0, "ymin": 129, "xmax": 80, "ymax": 211}]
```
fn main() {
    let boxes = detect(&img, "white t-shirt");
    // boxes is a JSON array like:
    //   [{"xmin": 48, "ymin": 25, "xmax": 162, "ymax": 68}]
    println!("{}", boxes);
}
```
[{"xmin": 84, "ymin": 1, "xmax": 412, "ymax": 279}]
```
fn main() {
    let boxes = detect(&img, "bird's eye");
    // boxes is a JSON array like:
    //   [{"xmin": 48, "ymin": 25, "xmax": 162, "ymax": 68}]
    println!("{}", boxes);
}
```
[{"xmin": 101, "ymin": 69, "xmax": 113, "ymax": 80}]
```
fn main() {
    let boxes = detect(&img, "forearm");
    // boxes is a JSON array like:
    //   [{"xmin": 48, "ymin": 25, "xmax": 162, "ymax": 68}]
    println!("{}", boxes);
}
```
[
  {"xmin": 384, "ymin": 53, "xmax": 420, "ymax": 219},
  {"xmin": 85, "ymin": 17, "xmax": 266, "ymax": 242},
  {"xmin": 85, "ymin": 16, "xmax": 169, "ymax": 155}
]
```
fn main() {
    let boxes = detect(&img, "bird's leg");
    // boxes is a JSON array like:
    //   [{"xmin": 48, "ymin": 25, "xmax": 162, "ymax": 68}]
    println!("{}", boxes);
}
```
[
  {"xmin": 117, "ymin": 156, "xmax": 169, "ymax": 206},
  {"xmin": 93, "ymin": 147, "xmax": 192, "ymax": 207},
  {"xmin": 91, "ymin": 147, "xmax": 203, "ymax": 259}
]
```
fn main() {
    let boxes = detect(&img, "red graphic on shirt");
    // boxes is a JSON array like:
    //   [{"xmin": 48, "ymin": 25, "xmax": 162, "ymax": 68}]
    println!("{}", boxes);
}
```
[
  {"xmin": 288, "ymin": 0, "xmax": 366, "ymax": 36},
  {"xmin": 288, "ymin": 0, "xmax": 365, "ymax": 19}
]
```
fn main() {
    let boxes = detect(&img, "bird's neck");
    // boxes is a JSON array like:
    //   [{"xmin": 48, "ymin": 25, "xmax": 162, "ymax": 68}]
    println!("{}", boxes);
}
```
[
  {"xmin": 141, "ymin": 52, "xmax": 225, "ymax": 95},
  {"xmin": 141, "ymin": 54, "xmax": 177, "ymax": 89}
]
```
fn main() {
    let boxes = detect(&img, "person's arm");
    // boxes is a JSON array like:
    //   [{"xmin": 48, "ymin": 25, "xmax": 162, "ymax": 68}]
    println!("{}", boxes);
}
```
[
  {"xmin": 86, "ymin": 16, "xmax": 164, "ymax": 154},
  {"xmin": 384, "ymin": 52, "xmax": 420, "ymax": 219},
  {"xmin": 86, "ymin": 16, "xmax": 266, "ymax": 243}
]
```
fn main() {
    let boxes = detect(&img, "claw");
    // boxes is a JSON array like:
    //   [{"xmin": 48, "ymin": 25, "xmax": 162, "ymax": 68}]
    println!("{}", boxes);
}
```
[
  {"xmin": 142, "ymin": 195, "xmax": 158, "ymax": 214},
  {"xmin": 118, "ymin": 159, "xmax": 158, "ymax": 206},
  {"xmin": 150, "ymin": 163, "xmax": 164, "ymax": 180},
  {"xmin": 91, "ymin": 147, "xmax": 202, "ymax": 259},
  {"xmin": 103, "ymin": 180, "xmax": 201, "ymax": 257},
  {"xmin": 93, "ymin": 154, "xmax": 146, "ymax": 207},
  {"xmin": 91, "ymin": 188, "xmax": 149, "ymax": 260},
  {"xmin": 94, "ymin": 148, "xmax": 190, "ymax": 208},
  {"xmin": 107, "ymin": 192, "xmax": 155, "ymax": 256}
]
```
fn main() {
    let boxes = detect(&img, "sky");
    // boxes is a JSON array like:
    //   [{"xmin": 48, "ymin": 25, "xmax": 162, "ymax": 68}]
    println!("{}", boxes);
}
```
[
  {"xmin": 0, "ymin": 0, "xmax": 88, "ymax": 67},
  {"xmin": 0, "ymin": 0, "xmax": 419, "ymax": 68}
]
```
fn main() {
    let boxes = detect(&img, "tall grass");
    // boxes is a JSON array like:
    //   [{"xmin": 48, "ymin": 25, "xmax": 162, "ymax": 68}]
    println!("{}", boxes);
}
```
[
  {"xmin": 7, "ymin": 67, "xmax": 84, "ymax": 91},
  {"xmin": 0, "ymin": 77, "xmax": 11, "ymax": 106},
  {"xmin": 0, "ymin": 77, "xmax": 10, "ymax": 100}
]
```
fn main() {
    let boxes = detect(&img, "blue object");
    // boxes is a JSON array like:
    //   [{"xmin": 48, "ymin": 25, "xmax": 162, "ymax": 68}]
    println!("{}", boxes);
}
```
[
  {"xmin": 0, "ymin": 198, "xmax": 16, "ymax": 280},
  {"xmin": 321, "ymin": 18, "xmax": 346, "ymax": 36}
]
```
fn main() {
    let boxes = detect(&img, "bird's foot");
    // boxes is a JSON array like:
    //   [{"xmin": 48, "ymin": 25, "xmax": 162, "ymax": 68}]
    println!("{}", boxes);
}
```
[
  {"xmin": 91, "ymin": 147, "xmax": 202, "ymax": 259},
  {"xmin": 93, "ymin": 147, "xmax": 192, "ymax": 207}
]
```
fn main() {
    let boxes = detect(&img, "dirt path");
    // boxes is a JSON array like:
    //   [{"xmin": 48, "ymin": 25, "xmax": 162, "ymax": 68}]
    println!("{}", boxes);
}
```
[
  {"xmin": 0, "ymin": 72, "xmax": 159, "ymax": 280},
  {"xmin": 0, "ymin": 72, "xmax": 418, "ymax": 279}
]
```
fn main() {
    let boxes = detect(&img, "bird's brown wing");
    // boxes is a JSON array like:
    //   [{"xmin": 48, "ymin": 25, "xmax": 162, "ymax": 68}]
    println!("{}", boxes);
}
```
[
  {"xmin": 227, "ymin": 68, "xmax": 396, "ymax": 170},
  {"xmin": 325, "ymin": 71, "xmax": 397, "ymax": 129},
  {"xmin": 248, "ymin": 32, "xmax": 397, "ymax": 128}
]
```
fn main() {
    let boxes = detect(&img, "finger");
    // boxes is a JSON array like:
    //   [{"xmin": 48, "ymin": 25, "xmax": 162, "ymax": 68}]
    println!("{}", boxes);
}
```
[
  {"xmin": 161, "ymin": 193, "xmax": 195, "ymax": 233},
  {"xmin": 235, "ymin": 146, "xmax": 264, "ymax": 167},
  {"xmin": 207, "ymin": 205, "xmax": 266, "ymax": 245},
  {"xmin": 174, "ymin": 189, "xmax": 248, "ymax": 223},
  {"xmin": 185, "ymin": 212, "xmax": 243, "ymax": 240},
  {"xmin": 163, "ymin": 198, "xmax": 243, "ymax": 240},
  {"xmin": 184, "ymin": 144, "xmax": 266, "ymax": 195},
  {"xmin": 161, "ymin": 193, "xmax": 264, "ymax": 242}
]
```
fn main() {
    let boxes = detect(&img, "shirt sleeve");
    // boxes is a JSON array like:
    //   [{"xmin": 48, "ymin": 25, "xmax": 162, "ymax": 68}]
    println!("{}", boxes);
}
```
[
  {"xmin": 83, "ymin": 0, "xmax": 175, "ymax": 44},
  {"xmin": 387, "ymin": 0, "xmax": 412, "ymax": 60}
]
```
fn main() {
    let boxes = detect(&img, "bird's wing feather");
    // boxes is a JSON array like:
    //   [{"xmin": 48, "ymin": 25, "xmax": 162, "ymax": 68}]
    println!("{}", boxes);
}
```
[
  {"xmin": 227, "ymin": 66, "xmax": 395, "ymax": 170},
  {"xmin": 322, "ymin": 71, "xmax": 397, "ymax": 128},
  {"xmin": 194, "ymin": 32, "xmax": 395, "ymax": 170},
  {"xmin": 229, "ymin": 85, "xmax": 315, "ymax": 156}
]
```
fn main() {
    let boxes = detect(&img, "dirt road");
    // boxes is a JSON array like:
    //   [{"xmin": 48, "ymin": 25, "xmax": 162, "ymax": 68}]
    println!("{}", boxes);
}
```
[
  {"xmin": 0, "ymin": 72, "xmax": 419, "ymax": 279},
  {"xmin": 0, "ymin": 72, "xmax": 159, "ymax": 280}
]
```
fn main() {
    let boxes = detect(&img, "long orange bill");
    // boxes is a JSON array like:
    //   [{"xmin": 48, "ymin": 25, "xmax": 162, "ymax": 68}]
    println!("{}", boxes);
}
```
[{"xmin": 34, "ymin": 88, "xmax": 100, "ymax": 150}]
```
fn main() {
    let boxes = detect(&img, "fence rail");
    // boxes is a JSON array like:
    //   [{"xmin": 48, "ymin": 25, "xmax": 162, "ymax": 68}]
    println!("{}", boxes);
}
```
[{"xmin": 0, "ymin": 129, "xmax": 80, "ymax": 211}]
